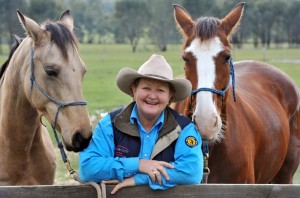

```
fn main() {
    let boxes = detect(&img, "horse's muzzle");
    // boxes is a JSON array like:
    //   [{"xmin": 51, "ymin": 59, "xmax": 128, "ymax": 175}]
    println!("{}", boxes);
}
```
[{"xmin": 64, "ymin": 131, "xmax": 92, "ymax": 152}]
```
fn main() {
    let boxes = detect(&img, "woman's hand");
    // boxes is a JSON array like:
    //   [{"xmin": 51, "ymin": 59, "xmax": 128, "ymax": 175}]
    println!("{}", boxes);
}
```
[
  {"xmin": 139, "ymin": 159, "xmax": 174, "ymax": 184},
  {"xmin": 110, "ymin": 177, "xmax": 135, "ymax": 194}
]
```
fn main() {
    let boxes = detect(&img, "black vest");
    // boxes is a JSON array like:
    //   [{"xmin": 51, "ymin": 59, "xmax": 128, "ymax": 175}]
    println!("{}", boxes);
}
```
[{"xmin": 110, "ymin": 104, "xmax": 191, "ymax": 163}]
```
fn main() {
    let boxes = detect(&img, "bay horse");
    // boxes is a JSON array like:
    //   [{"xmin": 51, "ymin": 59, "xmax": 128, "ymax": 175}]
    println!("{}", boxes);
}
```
[
  {"xmin": 0, "ymin": 10, "xmax": 92, "ymax": 185},
  {"xmin": 172, "ymin": 3, "xmax": 300, "ymax": 183}
]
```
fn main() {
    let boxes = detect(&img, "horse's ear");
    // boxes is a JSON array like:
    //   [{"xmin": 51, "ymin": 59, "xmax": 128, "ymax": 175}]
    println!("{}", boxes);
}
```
[
  {"xmin": 17, "ymin": 10, "xmax": 44, "ymax": 43},
  {"xmin": 13, "ymin": 34, "xmax": 23, "ymax": 45},
  {"xmin": 173, "ymin": 4, "xmax": 194, "ymax": 37},
  {"xmin": 59, "ymin": 10, "xmax": 74, "ymax": 32},
  {"xmin": 221, "ymin": 2, "xmax": 245, "ymax": 38}
]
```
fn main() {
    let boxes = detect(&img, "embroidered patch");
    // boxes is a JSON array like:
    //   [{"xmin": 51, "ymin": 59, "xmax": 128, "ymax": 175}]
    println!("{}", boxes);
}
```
[
  {"xmin": 115, "ymin": 145, "xmax": 129, "ymax": 157},
  {"xmin": 185, "ymin": 136, "xmax": 198, "ymax": 147}
]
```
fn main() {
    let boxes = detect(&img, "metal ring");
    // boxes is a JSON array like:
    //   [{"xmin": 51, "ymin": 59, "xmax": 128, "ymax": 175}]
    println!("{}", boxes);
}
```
[
  {"xmin": 152, "ymin": 171, "xmax": 157, "ymax": 174},
  {"xmin": 204, "ymin": 167, "xmax": 210, "ymax": 175}
]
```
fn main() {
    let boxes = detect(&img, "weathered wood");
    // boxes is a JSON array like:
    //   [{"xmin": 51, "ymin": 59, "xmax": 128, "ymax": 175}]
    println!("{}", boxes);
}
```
[{"xmin": 0, "ymin": 184, "xmax": 299, "ymax": 198}]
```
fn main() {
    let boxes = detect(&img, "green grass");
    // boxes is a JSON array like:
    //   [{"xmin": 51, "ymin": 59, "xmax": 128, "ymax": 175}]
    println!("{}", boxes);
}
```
[{"xmin": 0, "ymin": 44, "xmax": 300, "ymax": 184}]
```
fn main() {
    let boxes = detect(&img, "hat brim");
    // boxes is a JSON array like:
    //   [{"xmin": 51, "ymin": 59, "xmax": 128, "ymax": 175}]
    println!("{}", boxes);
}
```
[{"xmin": 116, "ymin": 67, "xmax": 192, "ymax": 102}]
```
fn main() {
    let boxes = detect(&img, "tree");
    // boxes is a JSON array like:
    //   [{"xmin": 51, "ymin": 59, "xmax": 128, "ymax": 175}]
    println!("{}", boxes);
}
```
[
  {"xmin": 28, "ymin": 0, "xmax": 63, "ymax": 24},
  {"xmin": 269, "ymin": 0, "xmax": 286, "ymax": 47},
  {"xmin": 114, "ymin": 0, "xmax": 150, "ymax": 52},
  {"xmin": 0, "ymin": 0, "xmax": 298, "ymax": 49},
  {"xmin": 0, "ymin": 0, "xmax": 28, "ymax": 51},
  {"xmin": 69, "ymin": 0, "xmax": 106, "ymax": 43},
  {"xmin": 147, "ymin": 0, "xmax": 178, "ymax": 51},
  {"xmin": 181, "ymin": 0, "xmax": 219, "ymax": 19},
  {"xmin": 285, "ymin": 1, "xmax": 300, "ymax": 47},
  {"xmin": 94, "ymin": 2, "xmax": 115, "ymax": 44}
]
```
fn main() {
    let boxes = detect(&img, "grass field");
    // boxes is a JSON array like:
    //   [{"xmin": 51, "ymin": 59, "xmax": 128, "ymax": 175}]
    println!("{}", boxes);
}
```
[{"xmin": 0, "ymin": 43, "xmax": 299, "ymax": 184}]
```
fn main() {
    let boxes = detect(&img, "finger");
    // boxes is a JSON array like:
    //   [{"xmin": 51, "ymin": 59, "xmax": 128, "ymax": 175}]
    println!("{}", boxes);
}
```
[
  {"xmin": 111, "ymin": 184, "xmax": 121, "ymax": 194},
  {"xmin": 160, "ymin": 162, "xmax": 174, "ymax": 169},
  {"xmin": 102, "ymin": 180, "xmax": 119, "ymax": 184},
  {"xmin": 149, "ymin": 171, "xmax": 157, "ymax": 183},
  {"xmin": 155, "ymin": 171, "xmax": 162, "ymax": 185},
  {"xmin": 157, "ymin": 167, "xmax": 170, "ymax": 180}
]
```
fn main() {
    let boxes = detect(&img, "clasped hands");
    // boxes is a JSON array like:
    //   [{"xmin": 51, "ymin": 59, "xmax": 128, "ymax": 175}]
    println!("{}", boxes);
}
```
[{"xmin": 102, "ymin": 159, "xmax": 174, "ymax": 194}]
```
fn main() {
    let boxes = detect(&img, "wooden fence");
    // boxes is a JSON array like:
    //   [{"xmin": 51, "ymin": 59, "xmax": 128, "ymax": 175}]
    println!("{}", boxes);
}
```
[{"xmin": 0, "ymin": 184, "xmax": 300, "ymax": 198}]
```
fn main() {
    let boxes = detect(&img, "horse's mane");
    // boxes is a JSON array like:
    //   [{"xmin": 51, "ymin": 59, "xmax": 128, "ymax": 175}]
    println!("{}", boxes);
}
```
[
  {"xmin": 195, "ymin": 17, "xmax": 220, "ymax": 41},
  {"xmin": 0, "ymin": 35, "xmax": 23, "ymax": 79},
  {"xmin": 43, "ymin": 20, "xmax": 78, "ymax": 60}
]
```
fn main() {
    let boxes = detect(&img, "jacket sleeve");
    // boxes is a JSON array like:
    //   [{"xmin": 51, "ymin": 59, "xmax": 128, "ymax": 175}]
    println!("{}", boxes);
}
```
[
  {"xmin": 134, "ymin": 123, "xmax": 203, "ymax": 190},
  {"xmin": 79, "ymin": 115, "xmax": 139, "ymax": 182}
]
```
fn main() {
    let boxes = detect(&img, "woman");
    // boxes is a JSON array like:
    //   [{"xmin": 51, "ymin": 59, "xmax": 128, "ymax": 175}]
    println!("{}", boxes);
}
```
[{"xmin": 79, "ymin": 54, "xmax": 203, "ymax": 194}]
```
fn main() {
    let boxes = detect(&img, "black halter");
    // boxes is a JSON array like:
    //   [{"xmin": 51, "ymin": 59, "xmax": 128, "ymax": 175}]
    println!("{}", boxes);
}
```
[{"xmin": 30, "ymin": 48, "xmax": 87, "ymax": 165}]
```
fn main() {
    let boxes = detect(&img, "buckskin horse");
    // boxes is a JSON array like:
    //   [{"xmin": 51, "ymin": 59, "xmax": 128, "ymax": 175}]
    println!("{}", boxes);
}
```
[
  {"xmin": 172, "ymin": 3, "xmax": 300, "ymax": 183},
  {"xmin": 0, "ymin": 10, "xmax": 92, "ymax": 185}
]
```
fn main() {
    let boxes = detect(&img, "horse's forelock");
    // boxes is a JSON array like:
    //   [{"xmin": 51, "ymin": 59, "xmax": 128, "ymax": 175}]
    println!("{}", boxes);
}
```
[
  {"xmin": 195, "ymin": 17, "xmax": 220, "ymax": 41},
  {"xmin": 43, "ymin": 21, "xmax": 77, "ymax": 60}
]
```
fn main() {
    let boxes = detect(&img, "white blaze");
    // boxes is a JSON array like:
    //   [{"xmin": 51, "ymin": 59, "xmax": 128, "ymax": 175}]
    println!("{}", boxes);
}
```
[{"xmin": 185, "ymin": 37, "xmax": 224, "ymax": 141}]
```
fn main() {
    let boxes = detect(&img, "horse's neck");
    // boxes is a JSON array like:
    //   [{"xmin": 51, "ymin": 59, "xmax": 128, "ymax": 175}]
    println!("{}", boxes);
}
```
[{"xmin": 0, "ymin": 39, "xmax": 41, "ymax": 151}]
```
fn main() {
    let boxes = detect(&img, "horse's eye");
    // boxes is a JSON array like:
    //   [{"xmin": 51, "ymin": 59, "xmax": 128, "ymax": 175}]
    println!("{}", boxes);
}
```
[
  {"xmin": 182, "ymin": 55, "xmax": 190, "ymax": 65},
  {"xmin": 225, "ymin": 55, "xmax": 231, "ymax": 63},
  {"xmin": 45, "ymin": 69, "xmax": 58, "ymax": 77}
]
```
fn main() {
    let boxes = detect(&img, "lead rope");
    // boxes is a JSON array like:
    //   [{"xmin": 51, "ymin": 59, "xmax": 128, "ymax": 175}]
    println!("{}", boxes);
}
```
[
  {"xmin": 201, "ymin": 141, "xmax": 210, "ymax": 183},
  {"xmin": 59, "ymin": 143, "xmax": 104, "ymax": 198},
  {"xmin": 30, "ymin": 48, "xmax": 104, "ymax": 198}
]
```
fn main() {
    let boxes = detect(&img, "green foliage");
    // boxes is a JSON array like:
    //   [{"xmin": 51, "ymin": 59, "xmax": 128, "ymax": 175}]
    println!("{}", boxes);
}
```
[
  {"xmin": 114, "ymin": 0, "xmax": 150, "ymax": 51},
  {"xmin": 28, "ymin": 0, "xmax": 63, "ymax": 23},
  {"xmin": 1, "ymin": 0, "xmax": 300, "ymax": 50}
]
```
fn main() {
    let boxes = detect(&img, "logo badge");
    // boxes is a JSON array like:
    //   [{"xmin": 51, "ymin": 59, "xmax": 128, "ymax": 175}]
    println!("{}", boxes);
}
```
[
  {"xmin": 115, "ymin": 145, "xmax": 129, "ymax": 157},
  {"xmin": 185, "ymin": 136, "xmax": 198, "ymax": 147}
]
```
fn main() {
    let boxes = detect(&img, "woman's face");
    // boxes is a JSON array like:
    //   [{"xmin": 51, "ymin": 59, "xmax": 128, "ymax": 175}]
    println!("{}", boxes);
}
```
[{"xmin": 132, "ymin": 78, "xmax": 173, "ymax": 122}]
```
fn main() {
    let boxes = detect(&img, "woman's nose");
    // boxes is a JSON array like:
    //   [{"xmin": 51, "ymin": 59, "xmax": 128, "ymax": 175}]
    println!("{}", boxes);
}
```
[{"xmin": 147, "ymin": 91, "xmax": 157, "ymax": 99}]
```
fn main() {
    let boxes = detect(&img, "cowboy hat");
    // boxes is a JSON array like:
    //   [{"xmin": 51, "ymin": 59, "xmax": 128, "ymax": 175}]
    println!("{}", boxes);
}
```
[{"xmin": 116, "ymin": 54, "xmax": 191, "ymax": 102}]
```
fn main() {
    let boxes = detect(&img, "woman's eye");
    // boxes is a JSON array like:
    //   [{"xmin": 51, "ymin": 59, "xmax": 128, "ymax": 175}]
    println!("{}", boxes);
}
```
[{"xmin": 45, "ymin": 69, "xmax": 57, "ymax": 77}]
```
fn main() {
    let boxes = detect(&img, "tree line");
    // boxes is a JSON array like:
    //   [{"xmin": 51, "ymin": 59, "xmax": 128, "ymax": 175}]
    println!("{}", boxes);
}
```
[{"xmin": 0, "ymin": 0, "xmax": 299, "ymax": 53}]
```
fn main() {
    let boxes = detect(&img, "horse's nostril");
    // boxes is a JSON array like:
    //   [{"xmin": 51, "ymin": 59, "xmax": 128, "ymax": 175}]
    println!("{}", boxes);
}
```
[
  {"xmin": 73, "ymin": 132, "xmax": 83, "ymax": 148},
  {"xmin": 72, "ymin": 131, "xmax": 91, "ymax": 152}
]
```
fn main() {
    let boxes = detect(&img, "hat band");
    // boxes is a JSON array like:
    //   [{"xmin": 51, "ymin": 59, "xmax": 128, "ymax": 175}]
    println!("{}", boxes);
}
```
[{"xmin": 144, "ymin": 74, "xmax": 170, "ymax": 80}]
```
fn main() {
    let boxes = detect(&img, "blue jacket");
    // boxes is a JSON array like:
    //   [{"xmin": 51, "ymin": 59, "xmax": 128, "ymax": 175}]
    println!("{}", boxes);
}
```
[{"xmin": 79, "ymin": 102, "xmax": 203, "ymax": 190}]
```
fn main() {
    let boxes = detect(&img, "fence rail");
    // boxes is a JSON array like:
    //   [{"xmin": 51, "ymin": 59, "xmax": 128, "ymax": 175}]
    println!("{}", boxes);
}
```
[{"xmin": 0, "ymin": 184, "xmax": 299, "ymax": 198}]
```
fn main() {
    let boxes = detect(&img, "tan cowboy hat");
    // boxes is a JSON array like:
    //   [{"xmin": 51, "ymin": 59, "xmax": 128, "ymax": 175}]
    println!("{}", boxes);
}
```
[{"xmin": 116, "ymin": 54, "xmax": 192, "ymax": 102}]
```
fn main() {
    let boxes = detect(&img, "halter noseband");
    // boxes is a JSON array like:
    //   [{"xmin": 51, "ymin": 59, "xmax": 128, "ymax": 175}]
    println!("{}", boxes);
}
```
[
  {"xmin": 30, "ymin": 48, "xmax": 87, "ymax": 165},
  {"xmin": 190, "ymin": 58, "xmax": 237, "ymax": 106}
]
